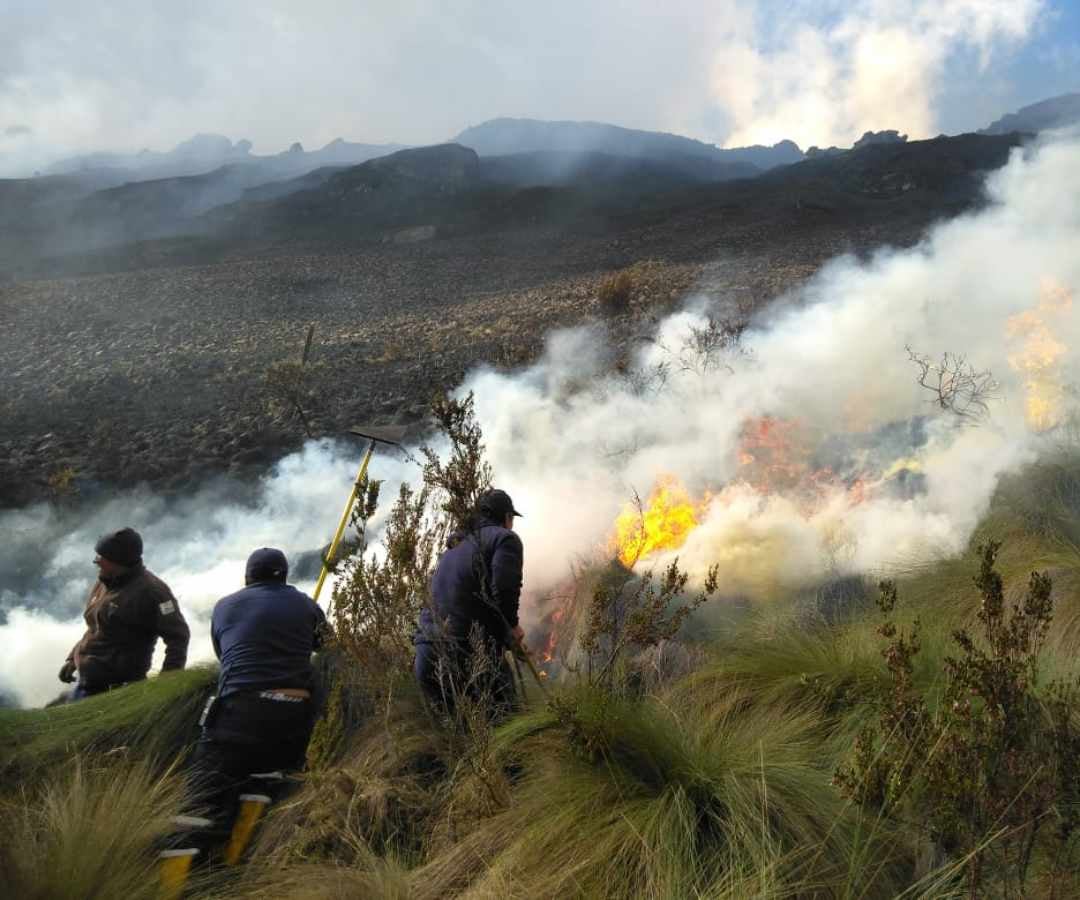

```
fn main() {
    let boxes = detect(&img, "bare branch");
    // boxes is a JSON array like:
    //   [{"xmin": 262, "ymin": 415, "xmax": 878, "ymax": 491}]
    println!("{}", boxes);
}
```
[{"xmin": 907, "ymin": 345, "xmax": 1000, "ymax": 424}]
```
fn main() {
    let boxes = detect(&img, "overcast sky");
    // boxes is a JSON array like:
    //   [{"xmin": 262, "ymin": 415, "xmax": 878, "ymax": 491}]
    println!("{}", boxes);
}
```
[{"xmin": 1, "ymin": 0, "xmax": 1077, "ymax": 175}]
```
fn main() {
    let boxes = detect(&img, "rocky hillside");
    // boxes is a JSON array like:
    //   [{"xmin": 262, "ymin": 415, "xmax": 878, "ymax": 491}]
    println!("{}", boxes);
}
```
[
  {"xmin": 0, "ymin": 130, "xmax": 1026, "ymax": 506},
  {"xmin": 981, "ymin": 91, "xmax": 1080, "ymax": 136}
]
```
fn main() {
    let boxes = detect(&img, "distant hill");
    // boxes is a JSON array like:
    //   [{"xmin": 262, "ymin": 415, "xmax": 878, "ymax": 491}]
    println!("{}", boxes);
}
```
[
  {"xmin": 454, "ymin": 117, "xmax": 802, "ymax": 171},
  {"xmin": 210, "ymin": 132, "xmax": 1019, "ymax": 248},
  {"xmin": 47, "ymin": 133, "xmax": 406, "ymax": 183},
  {"xmin": 981, "ymin": 92, "xmax": 1080, "ymax": 136},
  {"xmin": 1, "ymin": 130, "xmax": 1026, "ymax": 278},
  {"xmin": 211, "ymin": 140, "xmax": 765, "ymax": 242}
]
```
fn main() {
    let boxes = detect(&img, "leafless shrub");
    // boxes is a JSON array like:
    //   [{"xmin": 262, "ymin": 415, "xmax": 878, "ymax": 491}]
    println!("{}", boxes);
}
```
[
  {"xmin": 644, "ymin": 314, "xmax": 747, "ymax": 377},
  {"xmin": 676, "ymin": 316, "xmax": 747, "ymax": 375},
  {"xmin": 907, "ymin": 345, "xmax": 999, "ymax": 423},
  {"xmin": 266, "ymin": 324, "xmax": 324, "ymax": 437}
]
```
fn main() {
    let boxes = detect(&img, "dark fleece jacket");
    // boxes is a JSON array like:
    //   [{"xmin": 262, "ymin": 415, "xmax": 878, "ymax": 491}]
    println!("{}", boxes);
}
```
[
  {"xmin": 418, "ymin": 519, "xmax": 523, "ymax": 647},
  {"xmin": 66, "ymin": 565, "xmax": 190, "ymax": 688}
]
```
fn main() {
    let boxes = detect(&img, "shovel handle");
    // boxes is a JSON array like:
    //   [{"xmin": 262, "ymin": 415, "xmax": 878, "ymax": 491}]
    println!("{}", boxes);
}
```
[{"xmin": 313, "ymin": 438, "xmax": 375, "ymax": 604}]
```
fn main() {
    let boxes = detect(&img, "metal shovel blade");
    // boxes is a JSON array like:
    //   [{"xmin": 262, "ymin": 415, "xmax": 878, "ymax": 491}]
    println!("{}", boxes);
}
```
[{"xmin": 348, "ymin": 424, "xmax": 409, "ymax": 447}]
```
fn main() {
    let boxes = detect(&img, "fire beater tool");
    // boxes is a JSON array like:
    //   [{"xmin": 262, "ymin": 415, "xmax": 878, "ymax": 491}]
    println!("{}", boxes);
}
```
[{"xmin": 313, "ymin": 424, "xmax": 408, "ymax": 606}]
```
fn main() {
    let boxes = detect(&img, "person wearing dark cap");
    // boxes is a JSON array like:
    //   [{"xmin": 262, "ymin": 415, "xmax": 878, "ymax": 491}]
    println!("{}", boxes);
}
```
[
  {"xmin": 414, "ymin": 488, "xmax": 525, "ymax": 719},
  {"xmin": 58, "ymin": 527, "xmax": 190, "ymax": 700},
  {"xmin": 193, "ymin": 548, "xmax": 327, "ymax": 808}
]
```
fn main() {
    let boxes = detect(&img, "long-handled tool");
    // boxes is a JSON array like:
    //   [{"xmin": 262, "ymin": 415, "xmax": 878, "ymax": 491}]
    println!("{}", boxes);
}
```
[
  {"xmin": 510, "ymin": 637, "xmax": 550, "ymax": 697},
  {"xmin": 313, "ymin": 424, "xmax": 407, "ymax": 605}
]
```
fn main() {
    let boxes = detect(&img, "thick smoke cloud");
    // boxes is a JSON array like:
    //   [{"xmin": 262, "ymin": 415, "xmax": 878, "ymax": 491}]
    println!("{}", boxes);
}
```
[
  {"xmin": 711, "ymin": 0, "xmax": 1045, "ymax": 148},
  {"xmin": 0, "ymin": 0, "xmax": 1055, "ymax": 176},
  {"xmin": 0, "ymin": 442, "xmax": 414, "ymax": 708},
  {"xmin": 468, "ymin": 131, "xmax": 1079, "ymax": 599},
  {"xmin": 2, "ymin": 133, "xmax": 1077, "ymax": 707}
]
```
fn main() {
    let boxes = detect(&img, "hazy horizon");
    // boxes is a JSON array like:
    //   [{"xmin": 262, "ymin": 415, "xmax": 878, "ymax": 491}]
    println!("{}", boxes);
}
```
[{"xmin": 2, "ymin": 0, "xmax": 1078, "ymax": 177}]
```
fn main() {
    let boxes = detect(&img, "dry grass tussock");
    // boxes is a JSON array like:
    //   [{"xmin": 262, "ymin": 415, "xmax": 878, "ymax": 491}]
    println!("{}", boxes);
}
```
[{"xmin": 0, "ymin": 757, "xmax": 191, "ymax": 900}]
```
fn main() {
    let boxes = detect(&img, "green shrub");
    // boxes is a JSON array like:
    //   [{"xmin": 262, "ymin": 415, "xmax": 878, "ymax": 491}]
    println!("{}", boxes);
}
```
[{"xmin": 835, "ymin": 542, "xmax": 1080, "ymax": 897}]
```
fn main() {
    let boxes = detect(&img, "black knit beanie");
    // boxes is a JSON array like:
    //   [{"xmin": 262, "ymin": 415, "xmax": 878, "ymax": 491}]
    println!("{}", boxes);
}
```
[{"xmin": 95, "ymin": 527, "xmax": 143, "ymax": 567}]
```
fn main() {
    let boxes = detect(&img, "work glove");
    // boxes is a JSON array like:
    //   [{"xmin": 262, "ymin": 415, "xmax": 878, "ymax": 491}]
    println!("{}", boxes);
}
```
[{"xmin": 58, "ymin": 660, "xmax": 77, "ymax": 684}]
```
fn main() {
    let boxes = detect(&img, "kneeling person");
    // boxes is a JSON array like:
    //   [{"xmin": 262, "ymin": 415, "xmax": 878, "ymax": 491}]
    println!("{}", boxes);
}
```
[{"xmin": 196, "ymin": 548, "xmax": 327, "ymax": 794}]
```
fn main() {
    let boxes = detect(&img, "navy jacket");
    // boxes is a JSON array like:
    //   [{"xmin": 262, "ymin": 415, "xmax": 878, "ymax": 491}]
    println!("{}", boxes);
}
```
[
  {"xmin": 211, "ymin": 581, "xmax": 327, "ymax": 697},
  {"xmin": 418, "ymin": 521, "xmax": 523, "ymax": 647}
]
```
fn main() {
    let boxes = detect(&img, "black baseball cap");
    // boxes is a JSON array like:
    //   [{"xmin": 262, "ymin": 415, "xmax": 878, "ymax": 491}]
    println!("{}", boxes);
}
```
[
  {"xmin": 478, "ymin": 488, "xmax": 523, "ymax": 520},
  {"xmin": 245, "ymin": 547, "xmax": 289, "ymax": 582}
]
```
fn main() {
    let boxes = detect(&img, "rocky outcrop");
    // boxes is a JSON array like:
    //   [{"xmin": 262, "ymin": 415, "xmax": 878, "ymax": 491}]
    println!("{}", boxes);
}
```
[
  {"xmin": 853, "ymin": 130, "xmax": 907, "ymax": 149},
  {"xmin": 981, "ymin": 92, "xmax": 1080, "ymax": 136}
]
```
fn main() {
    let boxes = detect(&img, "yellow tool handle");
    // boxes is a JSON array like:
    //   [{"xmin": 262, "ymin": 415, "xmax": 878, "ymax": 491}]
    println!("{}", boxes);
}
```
[{"xmin": 313, "ymin": 438, "xmax": 375, "ymax": 604}]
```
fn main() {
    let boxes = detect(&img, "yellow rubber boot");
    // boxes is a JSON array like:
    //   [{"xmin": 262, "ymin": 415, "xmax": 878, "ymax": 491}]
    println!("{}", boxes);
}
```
[
  {"xmin": 223, "ymin": 793, "xmax": 271, "ymax": 865},
  {"xmin": 158, "ymin": 848, "xmax": 199, "ymax": 900}
]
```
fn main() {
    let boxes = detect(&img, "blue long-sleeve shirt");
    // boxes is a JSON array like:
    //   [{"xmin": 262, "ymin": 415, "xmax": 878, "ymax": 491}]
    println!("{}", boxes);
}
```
[
  {"xmin": 417, "ymin": 521, "xmax": 523, "ymax": 647},
  {"xmin": 211, "ymin": 581, "xmax": 327, "ymax": 697}
]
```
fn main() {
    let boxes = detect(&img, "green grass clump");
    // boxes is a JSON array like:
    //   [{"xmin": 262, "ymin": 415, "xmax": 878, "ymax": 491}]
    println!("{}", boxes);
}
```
[
  {"xmin": 410, "ymin": 685, "xmax": 904, "ymax": 898},
  {"xmin": 0, "ymin": 665, "xmax": 216, "ymax": 780}
]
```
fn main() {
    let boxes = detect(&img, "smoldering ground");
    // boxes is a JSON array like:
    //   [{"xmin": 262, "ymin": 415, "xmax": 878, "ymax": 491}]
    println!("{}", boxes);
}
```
[{"xmin": 2, "ymin": 131, "xmax": 1077, "ymax": 708}]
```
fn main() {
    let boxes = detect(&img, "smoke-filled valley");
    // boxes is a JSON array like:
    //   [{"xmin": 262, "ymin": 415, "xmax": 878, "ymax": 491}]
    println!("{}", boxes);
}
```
[{"xmin": 3, "ymin": 130, "xmax": 1077, "ymax": 716}]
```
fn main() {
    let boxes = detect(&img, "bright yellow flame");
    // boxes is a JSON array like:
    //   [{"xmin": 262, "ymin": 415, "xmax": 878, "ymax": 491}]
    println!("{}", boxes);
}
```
[
  {"xmin": 1007, "ymin": 278, "xmax": 1073, "ymax": 431},
  {"xmin": 614, "ymin": 476, "xmax": 699, "ymax": 567},
  {"xmin": 881, "ymin": 457, "xmax": 923, "ymax": 480}
]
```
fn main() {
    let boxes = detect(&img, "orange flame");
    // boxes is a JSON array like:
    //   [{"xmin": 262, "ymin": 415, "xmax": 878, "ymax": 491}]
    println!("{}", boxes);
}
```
[
  {"xmin": 737, "ymin": 416, "xmax": 817, "ymax": 492},
  {"xmin": 1007, "ymin": 278, "xmax": 1073, "ymax": 431},
  {"xmin": 540, "ymin": 607, "xmax": 566, "ymax": 664},
  {"xmin": 613, "ymin": 476, "xmax": 699, "ymax": 567}
]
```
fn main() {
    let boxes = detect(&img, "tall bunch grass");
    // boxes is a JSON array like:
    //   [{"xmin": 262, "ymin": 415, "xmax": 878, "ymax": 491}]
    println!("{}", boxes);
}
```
[
  {"xmin": 412, "ymin": 685, "xmax": 906, "ymax": 898},
  {"xmin": 0, "ymin": 758, "xmax": 189, "ymax": 900}
]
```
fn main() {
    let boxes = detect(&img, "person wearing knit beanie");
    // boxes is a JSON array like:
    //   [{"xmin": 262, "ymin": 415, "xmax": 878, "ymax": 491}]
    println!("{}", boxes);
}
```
[{"xmin": 57, "ymin": 527, "xmax": 189, "ymax": 700}]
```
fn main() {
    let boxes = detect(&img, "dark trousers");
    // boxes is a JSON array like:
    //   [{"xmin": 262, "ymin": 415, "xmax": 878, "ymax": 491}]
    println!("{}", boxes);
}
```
[
  {"xmin": 414, "ymin": 639, "xmax": 518, "ymax": 721},
  {"xmin": 72, "ymin": 678, "xmax": 138, "ymax": 700},
  {"xmin": 72, "ymin": 681, "xmax": 107, "ymax": 701},
  {"xmin": 191, "ymin": 692, "xmax": 315, "ymax": 839}
]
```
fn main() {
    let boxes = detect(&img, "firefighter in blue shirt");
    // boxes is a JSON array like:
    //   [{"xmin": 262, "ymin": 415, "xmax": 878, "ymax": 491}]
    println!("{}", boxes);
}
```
[
  {"xmin": 414, "ymin": 489, "xmax": 524, "ymax": 719},
  {"xmin": 194, "ymin": 548, "xmax": 326, "ymax": 806}
]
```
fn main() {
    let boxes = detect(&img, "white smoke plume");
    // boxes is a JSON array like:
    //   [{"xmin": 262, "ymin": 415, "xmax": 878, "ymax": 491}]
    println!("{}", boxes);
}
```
[
  {"xmin": 712, "ymin": 0, "xmax": 1045, "ymax": 148},
  {"xmin": 2, "ymin": 132, "xmax": 1077, "ymax": 707},
  {"xmin": 474, "ymin": 130, "xmax": 1079, "ymax": 602}
]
